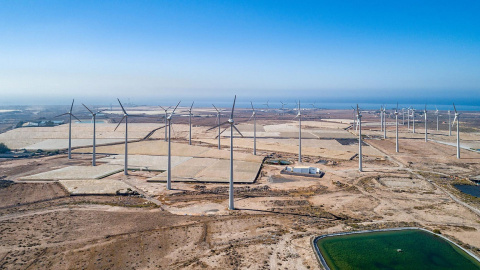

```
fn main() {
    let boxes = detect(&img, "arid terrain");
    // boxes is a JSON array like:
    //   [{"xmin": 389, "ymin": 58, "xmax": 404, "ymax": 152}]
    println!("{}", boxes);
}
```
[{"xmin": 1, "ymin": 107, "xmax": 479, "ymax": 269}]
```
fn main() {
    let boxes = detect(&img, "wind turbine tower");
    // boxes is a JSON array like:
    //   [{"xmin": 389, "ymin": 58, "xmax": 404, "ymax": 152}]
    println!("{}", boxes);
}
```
[
  {"xmin": 448, "ymin": 110, "xmax": 452, "ymax": 136},
  {"xmin": 452, "ymin": 103, "xmax": 460, "ymax": 159},
  {"xmin": 188, "ymin": 102, "xmax": 194, "ymax": 145},
  {"xmin": 159, "ymin": 106, "xmax": 171, "ymax": 141},
  {"xmin": 412, "ymin": 108, "xmax": 415, "ymax": 133},
  {"xmin": 357, "ymin": 105, "xmax": 363, "ymax": 172},
  {"xmin": 435, "ymin": 106, "xmax": 439, "ymax": 131},
  {"xmin": 249, "ymin": 101, "xmax": 257, "ymax": 155},
  {"xmin": 212, "ymin": 104, "xmax": 223, "ymax": 149},
  {"xmin": 395, "ymin": 104, "xmax": 399, "ymax": 152},
  {"xmin": 55, "ymin": 99, "xmax": 80, "ymax": 159},
  {"xmin": 82, "ymin": 104, "xmax": 104, "ymax": 166},
  {"xmin": 114, "ymin": 99, "xmax": 129, "ymax": 175},
  {"xmin": 294, "ymin": 101, "xmax": 302, "ymax": 163},
  {"xmin": 380, "ymin": 106, "xmax": 383, "ymax": 132},
  {"xmin": 424, "ymin": 105, "xmax": 428, "ymax": 142},
  {"xmin": 167, "ymin": 101, "xmax": 181, "ymax": 190},
  {"xmin": 383, "ymin": 107, "xmax": 387, "ymax": 139}
]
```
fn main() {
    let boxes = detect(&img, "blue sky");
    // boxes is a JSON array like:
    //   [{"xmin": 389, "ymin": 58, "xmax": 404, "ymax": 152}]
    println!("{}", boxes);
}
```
[{"xmin": 1, "ymin": 1, "xmax": 479, "ymax": 105}]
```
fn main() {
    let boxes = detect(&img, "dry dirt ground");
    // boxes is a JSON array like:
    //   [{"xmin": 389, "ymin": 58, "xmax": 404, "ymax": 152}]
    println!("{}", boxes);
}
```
[{"xmin": 0, "ymin": 110, "xmax": 480, "ymax": 269}]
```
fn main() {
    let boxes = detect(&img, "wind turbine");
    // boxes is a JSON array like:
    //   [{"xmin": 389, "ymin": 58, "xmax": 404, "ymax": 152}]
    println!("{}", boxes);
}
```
[
  {"xmin": 402, "ymin": 108, "xmax": 405, "ymax": 125},
  {"xmin": 159, "ymin": 106, "xmax": 171, "ymax": 141},
  {"xmin": 435, "ymin": 106, "xmax": 439, "ymax": 131},
  {"xmin": 407, "ymin": 107, "xmax": 410, "ymax": 130},
  {"xmin": 351, "ymin": 106, "xmax": 357, "ymax": 131},
  {"xmin": 356, "ymin": 105, "xmax": 363, "ymax": 172},
  {"xmin": 114, "ymin": 99, "xmax": 130, "ymax": 175},
  {"xmin": 212, "ymin": 104, "xmax": 224, "ymax": 149},
  {"xmin": 412, "ymin": 108, "xmax": 416, "ymax": 133},
  {"xmin": 448, "ymin": 110, "xmax": 452, "ymax": 136},
  {"xmin": 166, "ymin": 101, "xmax": 181, "ymax": 190},
  {"xmin": 249, "ymin": 101, "xmax": 257, "ymax": 155},
  {"xmin": 82, "ymin": 104, "xmax": 105, "ymax": 166},
  {"xmin": 395, "ymin": 103, "xmax": 399, "ymax": 152},
  {"xmin": 188, "ymin": 101, "xmax": 194, "ymax": 145},
  {"xmin": 208, "ymin": 96, "xmax": 243, "ymax": 210},
  {"xmin": 383, "ymin": 106, "xmax": 387, "ymax": 139},
  {"xmin": 263, "ymin": 100, "xmax": 270, "ymax": 108},
  {"xmin": 452, "ymin": 103, "xmax": 460, "ymax": 159},
  {"xmin": 280, "ymin": 101, "xmax": 286, "ymax": 110},
  {"xmin": 424, "ymin": 105, "xmax": 428, "ymax": 142},
  {"xmin": 380, "ymin": 106, "xmax": 384, "ymax": 133},
  {"xmin": 55, "ymin": 99, "xmax": 81, "ymax": 159},
  {"xmin": 294, "ymin": 100, "xmax": 302, "ymax": 163}
]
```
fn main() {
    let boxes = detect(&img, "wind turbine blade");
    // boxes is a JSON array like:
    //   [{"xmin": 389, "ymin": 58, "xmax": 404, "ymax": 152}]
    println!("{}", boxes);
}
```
[
  {"xmin": 117, "ymin": 98, "xmax": 127, "ymax": 114},
  {"xmin": 212, "ymin": 104, "xmax": 220, "ymax": 113},
  {"xmin": 453, "ymin": 103, "xmax": 457, "ymax": 113},
  {"xmin": 190, "ymin": 101, "xmax": 194, "ymax": 111},
  {"xmin": 207, "ymin": 121, "xmax": 229, "ymax": 131},
  {"xmin": 248, "ymin": 113, "xmax": 254, "ymax": 121},
  {"xmin": 114, "ymin": 115, "xmax": 126, "ymax": 131},
  {"xmin": 71, "ymin": 113, "xmax": 82, "ymax": 122},
  {"xmin": 233, "ymin": 125, "xmax": 244, "ymax": 137},
  {"xmin": 218, "ymin": 126, "xmax": 229, "ymax": 136},
  {"xmin": 171, "ymin": 101, "xmax": 181, "ymax": 115},
  {"xmin": 159, "ymin": 106, "xmax": 166, "ymax": 111},
  {"xmin": 82, "ymin": 103, "xmax": 94, "ymax": 115},
  {"xmin": 250, "ymin": 101, "xmax": 254, "ymax": 111},
  {"xmin": 231, "ymin": 95, "xmax": 237, "ymax": 119},
  {"xmin": 55, "ymin": 113, "xmax": 70, "ymax": 118},
  {"xmin": 70, "ymin": 99, "xmax": 75, "ymax": 113}
]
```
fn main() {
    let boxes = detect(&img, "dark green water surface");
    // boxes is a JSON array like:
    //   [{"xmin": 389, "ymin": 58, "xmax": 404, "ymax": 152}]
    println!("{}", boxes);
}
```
[{"xmin": 316, "ymin": 229, "xmax": 480, "ymax": 270}]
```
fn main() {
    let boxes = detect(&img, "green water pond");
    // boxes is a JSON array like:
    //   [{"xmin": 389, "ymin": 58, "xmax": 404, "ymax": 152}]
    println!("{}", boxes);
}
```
[{"xmin": 316, "ymin": 229, "xmax": 480, "ymax": 270}]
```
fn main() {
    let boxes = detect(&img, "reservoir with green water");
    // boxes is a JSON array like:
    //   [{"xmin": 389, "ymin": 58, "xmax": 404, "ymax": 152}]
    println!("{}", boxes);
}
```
[{"xmin": 314, "ymin": 228, "xmax": 480, "ymax": 270}]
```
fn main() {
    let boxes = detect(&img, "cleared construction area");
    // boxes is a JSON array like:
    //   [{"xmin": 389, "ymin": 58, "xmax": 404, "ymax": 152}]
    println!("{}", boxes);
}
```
[
  {"xmin": 20, "ymin": 164, "xmax": 124, "ymax": 181},
  {"xmin": 59, "ymin": 179, "xmax": 133, "ymax": 195}
]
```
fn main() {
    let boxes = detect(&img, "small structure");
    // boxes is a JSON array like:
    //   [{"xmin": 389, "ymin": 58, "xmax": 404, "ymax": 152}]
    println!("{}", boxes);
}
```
[{"xmin": 282, "ymin": 166, "xmax": 325, "ymax": 178}]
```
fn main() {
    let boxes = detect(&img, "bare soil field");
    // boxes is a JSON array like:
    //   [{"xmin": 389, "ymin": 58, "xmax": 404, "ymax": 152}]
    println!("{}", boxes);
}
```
[{"xmin": 0, "ymin": 109, "xmax": 479, "ymax": 269}]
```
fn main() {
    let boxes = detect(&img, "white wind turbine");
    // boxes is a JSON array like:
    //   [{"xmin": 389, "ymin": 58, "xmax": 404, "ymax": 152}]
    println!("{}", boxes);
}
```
[
  {"xmin": 351, "ymin": 106, "xmax": 357, "ymax": 131},
  {"xmin": 167, "ymin": 101, "xmax": 181, "ymax": 190},
  {"xmin": 212, "ymin": 104, "xmax": 224, "ymax": 149},
  {"xmin": 55, "ymin": 99, "xmax": 81, "ymax": 159},
  {"xmin": 249, "ymin": 101, "xmax": 257, "ymax": 155},
  {"xmin": 380, "ymin": 106, "xmax": 384, "ymax": 133},
  {"xmin": 159, "ymin": 106, "xmax": 171, "ymax": 141},
  {"xmin": 82, "ymin": 104, "xmax": 105, "ymax": 166},
  {"xmin": 407, "ymin": 107, "xmax": 411, "ymax": 130},
  {"xmin": 424, "ymin": 104, "xmax": 428, "ymax": 142},
  {"xmin": 188, "ymin": 101, "xmax": 194, "ymax": 145},
  {"xmin": 208, "ymin": 96, "xmax": 243, "ymax": 210},
  {"xmin": 395, "ymin": 103, "xmax": 399, "ymax": 152},
  {"xmin": 263, "ymin": 100, "xmax": 270, "ymax": 109},
  {"xmin": 452, "ymin": 103, "xmax": 460, "ymax": 159},
  {"xmin": 383, "ymin": 106, "xmax": 387, "ymax": 139},
  {"xmin": 412, "ymin": 107, "xmax": 416, "ymax": 133},
  {"xmin": 435, "ymin": 106, "xmax": 439, "ymax": 131},
  {"xmin": 114, "ymin": 99, "xmax": 130, "ymax": 175},
  {"xmin": 294, "ymin": 100, "xmax": 302, "ymax": 163},
  {"xmin": 356, "ymin": 105, "xmax": 363, "ymax": 172},
  {"xmin": 448, "ymin": 110, "xmax": 452, "ymax": 136}
]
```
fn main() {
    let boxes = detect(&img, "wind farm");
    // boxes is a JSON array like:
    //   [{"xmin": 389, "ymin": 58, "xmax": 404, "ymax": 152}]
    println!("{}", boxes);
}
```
[
  {"xmin": 1, "ymin": 100, "xmax": 480, "ymax": 269},
  {"xmin": 1, "ymin": 1, "xmax": 480, "ymax": 269}
]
